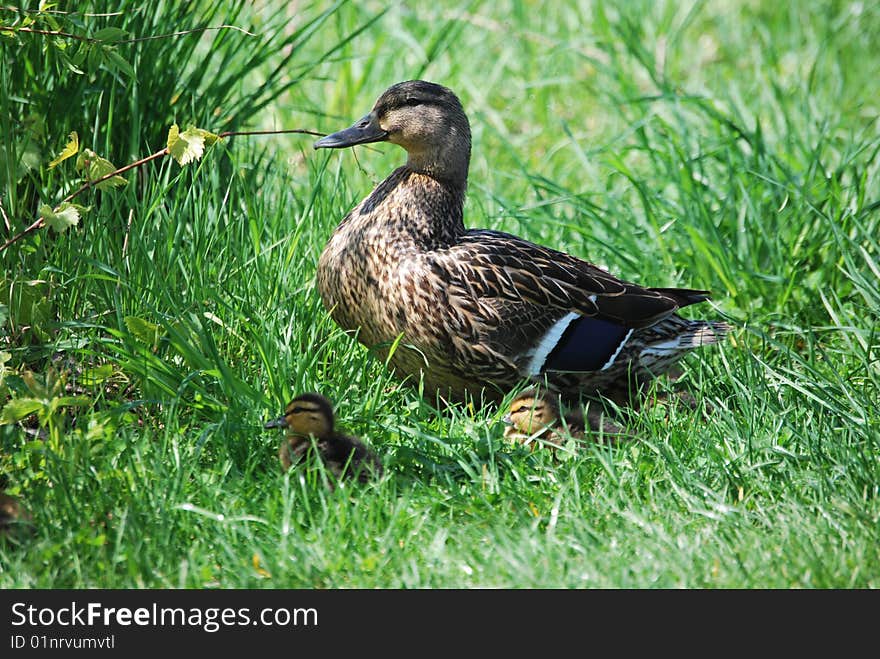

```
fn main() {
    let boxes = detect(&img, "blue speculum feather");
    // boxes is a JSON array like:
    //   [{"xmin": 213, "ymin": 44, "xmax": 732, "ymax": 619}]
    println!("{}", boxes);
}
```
[{"xmin": 543, "ymin": 316, "xmax": 629, "ymax": 372}]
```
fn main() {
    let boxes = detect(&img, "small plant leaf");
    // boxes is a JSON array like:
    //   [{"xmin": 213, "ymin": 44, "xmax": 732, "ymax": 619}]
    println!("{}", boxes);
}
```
[
  {"xmin": 167, "ymin": 124, "xmax": 220, "ymax": 166},
  {"xmin": 188, "ymin": 126, "xmax": 220, "ymax": 148},
  {"xmin": 80, "ymin": 364, "xmax": 114, "ymax": 386},
  {"xmin": 39, "ymin": 202, "xmax": 81, "ymax": 233},
  {"xmin": 75, "ymin": 148, "xmax": 127, "ymax": 189},
  {"xmin": 87, "ymin": 42, "xmax": 103, "ymax": 70},
  {"xmin": 124, "ymin": 316, "xmax": 163, "ymax": 347},
  {"xmin": 102, "ymin": 47, "xmax": 136, "ymax": 79},
  {"xmin": 48, "ymin": 131, "xmax": 79, "ymax": 168},
  {"xmin": 167, "ymin": 123, "xmax": 179, "ymax": 148},
  {"xmin": 0, "ymin": 398, "xmax": 44, "ymax": 425},
  {"xmin": 52, "ymin": 395, "xmax": 91, "ymax": 408},
  {"xmin": 92, "ymin": 27, "xmax": 128, "ymax": 42}
]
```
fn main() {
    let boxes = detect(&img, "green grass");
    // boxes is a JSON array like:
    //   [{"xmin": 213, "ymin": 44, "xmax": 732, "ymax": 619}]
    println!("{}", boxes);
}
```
[{"xmin": 1, "ymin": 0, "xmax": 878, "ymax": 588}]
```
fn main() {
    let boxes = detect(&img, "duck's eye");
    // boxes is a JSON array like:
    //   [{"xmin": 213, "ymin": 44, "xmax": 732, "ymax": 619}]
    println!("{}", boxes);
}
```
[{"xmin": 511, "ymin": 403, "xmax": 533, "ymax": 414}]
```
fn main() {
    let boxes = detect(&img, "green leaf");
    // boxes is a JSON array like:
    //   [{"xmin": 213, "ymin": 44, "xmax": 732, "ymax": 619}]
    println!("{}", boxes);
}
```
[
  {"xmin": 0, "ymin": 398, "xmax": 44, "ymax": 425},
  {"xmin": 69, "ymin": 42, "xmax": 88, "ymax": 67},
  {"xmin": 166, "ymin": 123, "xmax": 180, "ymax": 150},
  {"xmin": 167, "ymin": 124, "xmax": 220, "ymax": 166},
  {"xmin": 189, "ymin": 126, "xmax": 220, "ymax": 148},
  {"xmin": 85, "ymin": 533, "xmax": 107, "ymax": 547},
  {"xmin": 62, "ymin": 56, "xmax": 86, "ymax": 76},
  {"xmin": 92, "ymin": 27, "xmax": 128, "ymax": 42},
  {"xmin": 103, "ymin": 47, "xmax": 136, "ymax": 79},
  {"xmin": 80, "ymin": 364, "xmax": 114, "ymax": 386},
  {"xmin": 75, "ymin": 148, "xmax": 127, "ymax": 189},
  {"xmin": 52, "ymin": 396, "xmax": 91, "ymax": 408},
  {"xmin": 87, "ymin": 42, "xmax": 103, "ymax": 71},
  {"xmin": 48, "ymin": 131, "xmax": 79, "ymax": 169},
  {"xmin": 0, "ymin": 279, "xmax": 53, "ymax": 341},
  {"xmin": 124, "ymin": 316, "xmax": 163, "ymax": 347},
  {"xmin": 39, "ymin": 202, "xmax": 81, "ymax": 233}
]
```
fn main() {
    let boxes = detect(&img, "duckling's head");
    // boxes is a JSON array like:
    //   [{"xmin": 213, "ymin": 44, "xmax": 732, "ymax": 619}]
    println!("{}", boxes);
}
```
[
  {"xmin": 504, "ymin": 388, "xmax": 562, "ymax": 435},
  {"xmin": 314, "ymin": 80, "xmax": 471, "ymax": 185},
  {"xmin": 264, "ymin": 393, "xmax": 335, "ymax": 439}
]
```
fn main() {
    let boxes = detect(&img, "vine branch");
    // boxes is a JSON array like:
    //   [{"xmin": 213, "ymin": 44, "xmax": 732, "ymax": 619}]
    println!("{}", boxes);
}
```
[
  {"xmin": 0, "ymin": 24, "xmax": 256, "ymax": 44},
  {"xmin": 0, "ymin": 128, "xmax": 326, "ymax": 254}
]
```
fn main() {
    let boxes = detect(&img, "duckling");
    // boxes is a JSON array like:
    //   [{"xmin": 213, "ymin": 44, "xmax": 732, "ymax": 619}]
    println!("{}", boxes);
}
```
[
  {"xmin": 504, "ymin": 387, "xmax": 626, "ymax": 450},
  {"xmin": 264, "ymin": 393, "xmax": 383, "ymax": 483},
  {"xmin": 0, "ymin": 492, "xmax": 32, "ymax": 540},
  {"xmin": 314, "ymin": 80, "xmax": 730, "ymax": 407}
]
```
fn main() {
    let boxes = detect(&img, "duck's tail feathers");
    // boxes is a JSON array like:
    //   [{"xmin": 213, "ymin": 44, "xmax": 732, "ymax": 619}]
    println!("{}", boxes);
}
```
[
  {"xmin": 643, "ymin": 320, "xmax": 731, "ymax": 356},
  {"xmin": 689, "ymin": 320, "xmax": 731, "ymax": 347},
  {"xmin": 649, "ymin": 287, "xmax": 713, "ymax": 308}
]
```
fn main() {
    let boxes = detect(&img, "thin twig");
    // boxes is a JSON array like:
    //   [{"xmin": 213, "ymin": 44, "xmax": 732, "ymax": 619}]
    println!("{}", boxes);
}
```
[
  {"xmin": 0, "ymin": 217, "xmax": 44, "ymax": 252},
  {"xmin": 0, "ymin": 126, "xmax": 323, "ymax": 253},
  {"xmin": 0, "ymin": 24, "xmax": 256, "ymax": 44},
  {"xmin": 0, "ymin": 26, "xmax": 90, "ymax": 42},
  {"xmin": 114, "ymin": 25, "xmax": 257, "ymax": 43},
  {"xmin": 0, "ymin": 148, "xmax": 167, "ymax": 253},
  {"xmin": 60, "ymin": 148, "xmax": 167, "ymax": 204},
  {"xmin": 219, "ymin": 128, "xmax": 326, "ymax": 138},
  {"xmin": 1, "ymin": 7, "xmax": 124, "ymax": 17}
]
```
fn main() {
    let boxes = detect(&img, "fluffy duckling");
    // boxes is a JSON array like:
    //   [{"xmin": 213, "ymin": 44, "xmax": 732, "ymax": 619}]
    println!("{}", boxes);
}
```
[
  {"xmin": 264, "ymin": 393, "xmax": 383, "ymax": 483},
  {"xmin": 504, "ymin": 387, "xmax": 626, "ymax": 450},
  {"xmin": 314, "ymin": 80, "xmax": 729, "ymax": 407}
]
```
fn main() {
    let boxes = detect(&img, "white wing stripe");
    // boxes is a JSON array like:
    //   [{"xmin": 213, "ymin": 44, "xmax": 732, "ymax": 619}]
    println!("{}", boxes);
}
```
[
  {"xmin": 600, "ymin": 328, "xmax": 634, "ymax": 371},
  {"xmin": 526, "ymin": 312, "xmax": 579, "ymax": 375}
]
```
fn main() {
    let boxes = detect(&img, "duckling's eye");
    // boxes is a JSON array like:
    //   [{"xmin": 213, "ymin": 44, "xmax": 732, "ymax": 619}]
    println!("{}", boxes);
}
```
[{"xmin": 511, "ymin": 403, "xmax": 533, "ymax": 414}]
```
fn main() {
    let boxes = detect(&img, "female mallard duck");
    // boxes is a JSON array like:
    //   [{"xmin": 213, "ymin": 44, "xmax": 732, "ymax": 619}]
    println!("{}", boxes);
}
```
[
  {"xmin": 314, "ymin": 80, "xmax": 729, "ymax": 406},
  {"xmin": 504, "ymin": 387, "xmax": 626, "ymax": 449},
  {"xmin": 264, "ymin": 393, "xmax": 383, "ymax": 483}
]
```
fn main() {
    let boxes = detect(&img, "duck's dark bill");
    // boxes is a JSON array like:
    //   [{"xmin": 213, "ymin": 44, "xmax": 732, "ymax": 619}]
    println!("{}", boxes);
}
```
[
  {"xmin": 264, "ymin": 415, "xmax": 288, "ymax": 429},
  {"xmin": 313, "ymin": 113, "xmax": 388, "ymax": 149}
]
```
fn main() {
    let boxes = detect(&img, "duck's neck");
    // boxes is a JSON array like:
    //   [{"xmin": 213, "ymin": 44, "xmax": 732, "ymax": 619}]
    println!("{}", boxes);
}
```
[
  {"xmin": 404, "ymin": 131, "xmax": 471, "ymax": 188},
  {"xmin": 357, "ymin": 166, "xmax": 467, "ymax": 249}
]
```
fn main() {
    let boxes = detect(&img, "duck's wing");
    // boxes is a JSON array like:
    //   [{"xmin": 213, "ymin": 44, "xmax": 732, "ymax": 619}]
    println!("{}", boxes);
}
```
[
  {"xmin": 427, "ymin": 230, "xmax": 715, "ymax": 378},
  {"xmin": 447, "ymin": 230, "xmax": 706, "ymax": 327}
]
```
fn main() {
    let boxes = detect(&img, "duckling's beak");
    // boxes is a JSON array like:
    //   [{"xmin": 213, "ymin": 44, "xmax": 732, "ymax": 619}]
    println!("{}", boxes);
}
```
[
  {"xmin": 264, "ymin": 415, "xmax": 288, "ymax": 430},
  {"xmin": 502, "ymin": 413, "xmax": 513, "ymax": 426},
  {"xmin": 314, "ymin": 112, "xmax": 388, "ymax": 149}
]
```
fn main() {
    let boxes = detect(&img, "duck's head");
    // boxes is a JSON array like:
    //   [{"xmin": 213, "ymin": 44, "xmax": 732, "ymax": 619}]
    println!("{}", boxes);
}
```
[
  {"xmin": 504, "ymin": 388, "xmax": 562, "ymax": 435},
  {"xmin": 314, "ymin": 80, "xmax": 471, "ymax": 185},
  {"xmin": 264, "ymin": 392, "xmax": 335, "ymax": 439}
]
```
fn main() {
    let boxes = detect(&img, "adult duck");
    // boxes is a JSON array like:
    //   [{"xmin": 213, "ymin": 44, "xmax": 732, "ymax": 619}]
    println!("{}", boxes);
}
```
[{"xmin": 314, "ymin": 80, "xmax": 728, "ymax": 405}]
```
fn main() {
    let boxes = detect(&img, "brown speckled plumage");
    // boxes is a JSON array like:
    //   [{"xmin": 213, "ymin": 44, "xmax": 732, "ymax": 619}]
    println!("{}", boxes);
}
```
[{"xmin": 314, "ymin": 81, "xmax": 729, "ymax": 405}]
